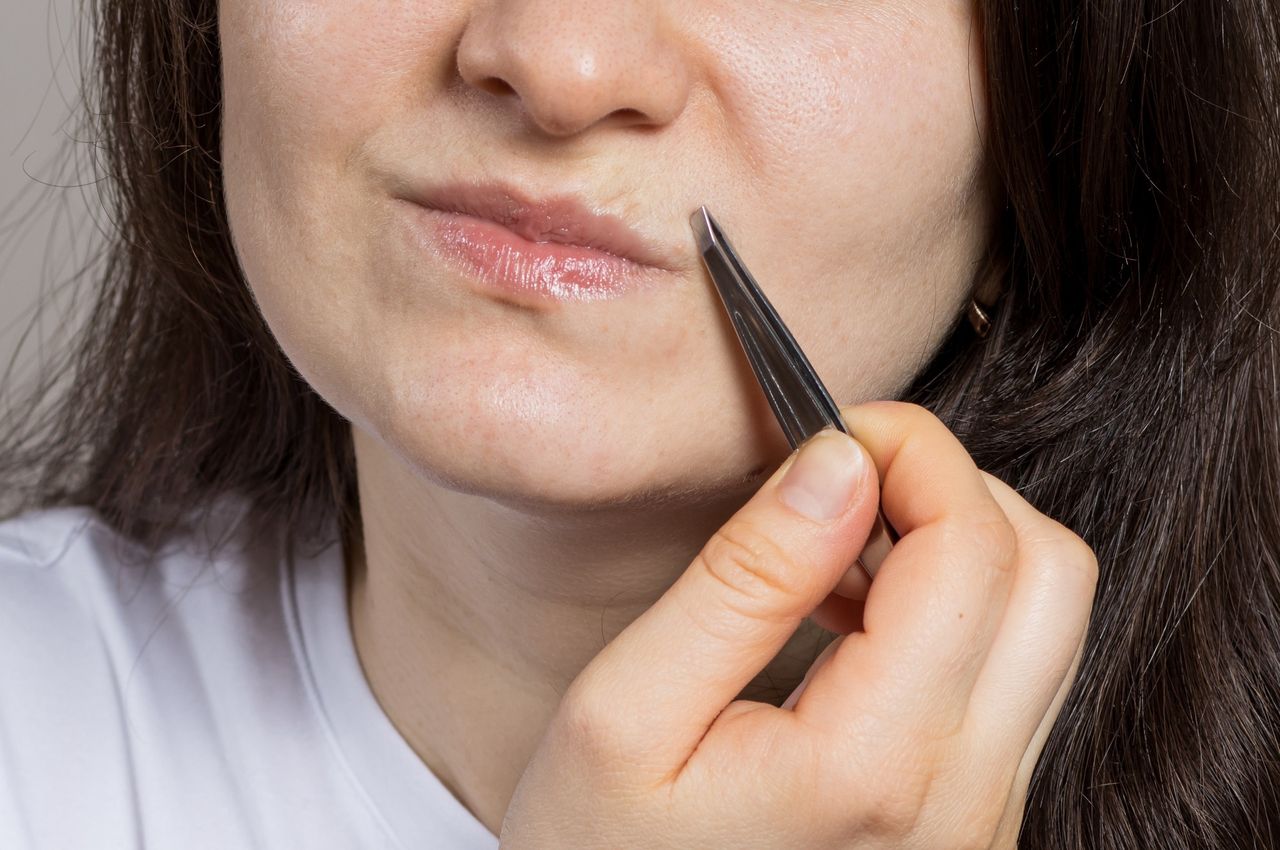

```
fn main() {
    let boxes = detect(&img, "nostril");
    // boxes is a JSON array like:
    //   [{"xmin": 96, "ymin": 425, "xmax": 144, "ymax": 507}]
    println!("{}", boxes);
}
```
[
  {"xmin": 608, "ymin": 107, "xmax": 647, "ymax": 126},
  {"xmin": 476, "ymin": 76, "xmax": 515, "ymax": 97}
]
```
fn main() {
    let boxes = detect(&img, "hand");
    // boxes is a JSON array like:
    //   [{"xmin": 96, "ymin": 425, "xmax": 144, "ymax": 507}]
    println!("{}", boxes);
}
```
[{"xmin": 499, "ymin": 401, "xmax": 1098, "ymax": 849}]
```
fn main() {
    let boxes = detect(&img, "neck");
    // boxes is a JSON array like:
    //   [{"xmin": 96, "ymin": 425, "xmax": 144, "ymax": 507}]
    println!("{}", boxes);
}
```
[{"xmin": 344, "ymin": 427, "xmax": 835, "ymax": 835}]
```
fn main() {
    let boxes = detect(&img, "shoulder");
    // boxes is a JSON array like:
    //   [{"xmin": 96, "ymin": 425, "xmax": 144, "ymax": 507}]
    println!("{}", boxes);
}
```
[
  {"xmin": 0, "ymin": 495, "xmax": 280, "ymax": 642},
  {"xmin": 0, "ymin": 493, "xmax": 316, "ymax": 733},
  {"xmin": 0, "ymin": 497, "xmax": 309, "ymax": 847},
  {"xmin": 0, "ymin": 497, "xmax": 285, "ymax": 706},
  {"xmin": 0, "ymin": 504, "xmax": 126, "ymax": 659}
]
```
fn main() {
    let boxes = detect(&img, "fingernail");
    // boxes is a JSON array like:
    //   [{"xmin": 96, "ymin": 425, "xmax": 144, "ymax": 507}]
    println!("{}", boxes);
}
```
[{"xmin": 776, "ymin": 430, "xmax": 865, "ymax": 521}]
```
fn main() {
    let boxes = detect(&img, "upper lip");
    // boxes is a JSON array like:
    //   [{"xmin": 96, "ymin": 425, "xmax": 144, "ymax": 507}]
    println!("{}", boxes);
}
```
[{"xmin": 397, "ymin": 179, "xmax": 682, "ymax": 271}]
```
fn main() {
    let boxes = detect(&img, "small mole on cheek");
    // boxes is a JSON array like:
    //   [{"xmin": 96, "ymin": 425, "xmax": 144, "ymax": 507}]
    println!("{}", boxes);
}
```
[{"xmin": 958, "ymin": 612, "xmax": 965, "ymax": 619}]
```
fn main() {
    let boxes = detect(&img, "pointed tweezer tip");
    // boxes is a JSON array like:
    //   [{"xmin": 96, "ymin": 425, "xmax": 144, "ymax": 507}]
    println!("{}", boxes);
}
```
[{"xmin": 689, "ymin": 205, "xmax": 716, "ymax": 254}]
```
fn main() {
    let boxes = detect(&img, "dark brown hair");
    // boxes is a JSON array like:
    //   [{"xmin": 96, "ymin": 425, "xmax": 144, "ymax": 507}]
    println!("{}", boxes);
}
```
[{"xmin": 2, "ymin": 0, "xmax": 1277, "ymax": 845}]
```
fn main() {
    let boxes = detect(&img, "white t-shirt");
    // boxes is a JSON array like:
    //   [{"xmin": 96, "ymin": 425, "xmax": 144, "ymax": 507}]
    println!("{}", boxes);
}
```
[{"xmin": 0, "ymin": 496, "xmax": 501, "ymax": 850}]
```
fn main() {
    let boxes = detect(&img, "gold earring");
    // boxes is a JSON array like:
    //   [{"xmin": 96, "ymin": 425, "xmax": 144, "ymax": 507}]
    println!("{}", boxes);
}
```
[
  {"xmin": 967, "ymin": 297, "xmax": 994, "ymax": 338},
  {"xmin": 966, "ymin": 260, "xmax": 1007, "ymax": 339}
]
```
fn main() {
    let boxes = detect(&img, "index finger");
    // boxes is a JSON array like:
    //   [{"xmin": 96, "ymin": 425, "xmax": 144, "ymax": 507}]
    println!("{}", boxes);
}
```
[
  {"xmin": 847, "ymin": 401, "xmax": 1004, "ymax": 539},
  {"xmin": 794, "ymin": 401, "xmax": 1019, "ymax": 740}
]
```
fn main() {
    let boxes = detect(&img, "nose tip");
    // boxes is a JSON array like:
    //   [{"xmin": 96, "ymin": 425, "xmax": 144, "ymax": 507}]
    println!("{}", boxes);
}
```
[{"xmin": 455, "ymin": 2, "xmax": 691, "ymax": 137}]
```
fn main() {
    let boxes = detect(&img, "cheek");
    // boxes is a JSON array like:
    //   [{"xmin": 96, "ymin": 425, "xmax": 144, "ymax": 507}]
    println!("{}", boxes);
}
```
[
  {"xmin": 716, "ymin": 5, "xmax": 983, "ymax": 185},
  {"xmin": 694, "ymin": 3, "xmax": 990, "ymax": 395},
  {"xmin": 217, "ymin": 2, "xmax": 462, "ymax": 394},
  {"xmin": 219, "ymin": 2, "xmax": 457, "ymax": 134},
  {"xmin": 217, "ymin": 0, "xmax": 463, "ymax": 266},
  {"xmin": 711, "ymin": 4, "xmax": 986, "ymax": 223}
]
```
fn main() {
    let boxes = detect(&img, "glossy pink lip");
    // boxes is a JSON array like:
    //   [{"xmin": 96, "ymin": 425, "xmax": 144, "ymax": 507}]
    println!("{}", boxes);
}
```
[{"xmin": 394, "ymin": 180, "xmax": 682, "ymax": 304}]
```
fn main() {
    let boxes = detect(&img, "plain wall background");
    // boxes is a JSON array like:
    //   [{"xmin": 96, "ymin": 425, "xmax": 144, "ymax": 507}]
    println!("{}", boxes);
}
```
[{"xmin": 2, "ymin": 0, "xmax": 100, "ymax": 397}]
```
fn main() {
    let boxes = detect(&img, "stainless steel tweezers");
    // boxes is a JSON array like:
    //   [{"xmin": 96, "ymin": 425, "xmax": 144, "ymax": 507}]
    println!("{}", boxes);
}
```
[{"xmin": 690, "ymin": 206, "xmax": 898, "ymax": 579}]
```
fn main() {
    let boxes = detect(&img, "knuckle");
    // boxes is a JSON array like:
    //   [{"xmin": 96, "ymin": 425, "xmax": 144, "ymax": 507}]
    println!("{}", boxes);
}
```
[
  {"xmin": 860, "ymin": 399, "xmax": 942, "ymax": 428},
  {"xmin": 941, "ymin": 511, "xmax": 1019, "ymax": 574},
  {"xmin": 1037, "ymin": 523, "xmax": 1100, "ymax": 587},
  {"xmin": 858, "ymin": 763, "xmax": 934, "ymax": 838},
  {"xmin": 898, "ymin": 400, "xmax": 946, "ymax": 430},
  {"xmin": 695, "ymin": 519, "xmax": 810, "ymax": 619},
  {"xmin": 819, "ymin": 737, "xmax": 937, "ymax": 839},
  {"xmin": 1064, "ymin": 532, "xmax": 1101, "ymax": 583},
  {"xmin": 894, "ymin": 401, "xmax": 954, "ymax": 448},
  {"xmin": 1058, "ymin": 534, "xmax": 1101, "ymax": 598},
  {"xmin": 554, "ymin": 686, "xmax": 631, "ymax": 766},
  {"xmin": 839, "ymin": 401, "xmax": 947, "ymax": 443}
]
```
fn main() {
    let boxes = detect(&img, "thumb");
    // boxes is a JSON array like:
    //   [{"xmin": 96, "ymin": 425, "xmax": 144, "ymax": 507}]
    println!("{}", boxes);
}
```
[{"xmin": 563, "ymin": 428, "xmax": 878, "ymax": 772}]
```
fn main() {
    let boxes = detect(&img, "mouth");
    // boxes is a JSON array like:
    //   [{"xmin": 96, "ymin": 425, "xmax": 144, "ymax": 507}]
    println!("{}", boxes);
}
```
[
  {"xmin": 405, "ymin": 180, "xmax": 680, "ymax": 270},
  {"xmin": 394, "ymin": 179, "xmax": 686, "ymax": 303}
]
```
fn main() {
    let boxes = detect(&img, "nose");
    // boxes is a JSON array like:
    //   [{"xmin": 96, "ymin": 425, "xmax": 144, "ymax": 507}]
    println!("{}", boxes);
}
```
[{"xmin": 456, "ymin": 0, "xmax": 692, "ymax": 137}]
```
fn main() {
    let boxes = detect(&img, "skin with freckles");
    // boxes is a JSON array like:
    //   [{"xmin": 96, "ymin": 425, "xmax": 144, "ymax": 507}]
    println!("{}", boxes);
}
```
[{"xmin": 219, "ymin": 0, "xmax": 998, "ymax": 836}]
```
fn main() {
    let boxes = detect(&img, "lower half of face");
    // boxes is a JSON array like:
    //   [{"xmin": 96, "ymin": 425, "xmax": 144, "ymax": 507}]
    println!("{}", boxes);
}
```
[{"xmin": 219, "ymin": 0, "xmax": 996, "ymax": 513}]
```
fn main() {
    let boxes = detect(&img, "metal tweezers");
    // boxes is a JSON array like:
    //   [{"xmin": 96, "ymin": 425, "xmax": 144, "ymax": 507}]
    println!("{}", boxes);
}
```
[{"xmin": 690, "ymin": 206, "xmax": 898, "ymax": 579}]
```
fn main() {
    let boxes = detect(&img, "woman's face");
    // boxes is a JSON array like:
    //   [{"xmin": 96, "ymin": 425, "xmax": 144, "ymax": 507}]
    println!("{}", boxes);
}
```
[{"xmin": 219, "ymin": 0, "xmax": 995, "ymax": 509}]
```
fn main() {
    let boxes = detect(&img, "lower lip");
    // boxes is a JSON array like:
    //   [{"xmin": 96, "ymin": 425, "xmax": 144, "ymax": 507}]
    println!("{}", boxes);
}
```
[{"xmin": 399, "ymin": 200, "xmax": 673, "ymax": 303}]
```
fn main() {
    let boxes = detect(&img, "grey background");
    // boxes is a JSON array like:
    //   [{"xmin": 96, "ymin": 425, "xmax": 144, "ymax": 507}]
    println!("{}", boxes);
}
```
[{"xmin": 2, "ymin": 0, "xmax": 100, "ymax": 397}]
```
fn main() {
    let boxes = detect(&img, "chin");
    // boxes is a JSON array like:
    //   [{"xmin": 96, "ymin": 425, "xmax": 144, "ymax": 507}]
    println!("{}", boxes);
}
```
[
  {"xmin": 378, "ymin": 417, "xmax": 755, "ymax": 517},
  {"xmin": 341, "ymin": 349, "xmax": 773, "ymax": 515},
  {"xmin": 382, "ymin": 417, "xmax": 648, "ymax": 506}
]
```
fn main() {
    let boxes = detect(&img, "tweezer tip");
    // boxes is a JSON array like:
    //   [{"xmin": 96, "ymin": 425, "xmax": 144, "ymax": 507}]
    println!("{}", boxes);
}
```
[{"xmin": 689, "ymin": 205, "xmax": 716, "ymax": 255}]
